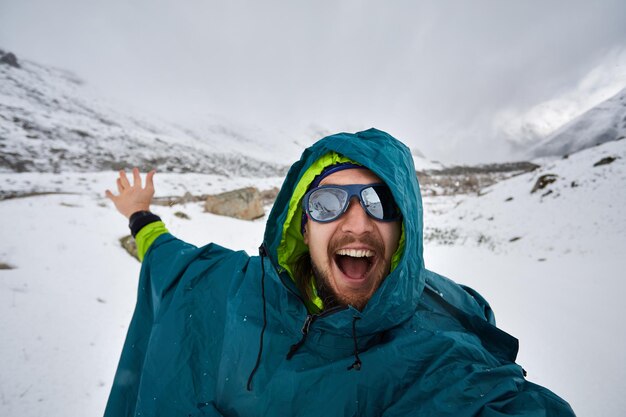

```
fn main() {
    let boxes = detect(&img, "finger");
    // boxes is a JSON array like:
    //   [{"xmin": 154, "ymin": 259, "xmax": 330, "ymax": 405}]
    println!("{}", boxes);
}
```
[
  {"xmin": 145, "ymin": 169, "xmax": 156, "ymax": 190},
  {"xmin": 132, "ymin": 167, "xmax": 141, "ymax": 187},
  {"xmin": 116, "ymin": 178, "xmax": 124, "ymax": 194},
  {"xmin": 119, "ymin": 170, "xmax": 131, "ymax": 189},
  {"xmin": 105, "ymin": 189, "xmax": 116, "ymax": 200}
]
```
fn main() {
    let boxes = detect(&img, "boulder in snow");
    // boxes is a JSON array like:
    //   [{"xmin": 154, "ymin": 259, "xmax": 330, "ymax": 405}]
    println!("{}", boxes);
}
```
[{"xmin": 204, "ymin": 187, "xmax": 264, "ymax": 220}]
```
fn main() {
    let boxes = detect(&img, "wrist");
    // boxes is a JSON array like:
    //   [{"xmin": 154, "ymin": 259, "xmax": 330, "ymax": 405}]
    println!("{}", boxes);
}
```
[
  {"xmin": 128, "ymin": 211, "xmax": 162, "ymax": 237},
  {"xmin": 123, "ymin": 205, "xmax": 151, "ymax": 219}
]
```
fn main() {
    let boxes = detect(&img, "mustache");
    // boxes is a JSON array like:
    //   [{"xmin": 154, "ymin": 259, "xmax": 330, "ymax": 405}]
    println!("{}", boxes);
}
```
[{"xmin": 328, "ymin": 233, "xmax": 385, "ymax": 257}]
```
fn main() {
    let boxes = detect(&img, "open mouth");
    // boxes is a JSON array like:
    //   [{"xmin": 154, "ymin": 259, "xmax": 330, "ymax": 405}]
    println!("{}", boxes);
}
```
[{"xmin": 334, "ymin": 248, "xmax": 375, "ymax": 280}]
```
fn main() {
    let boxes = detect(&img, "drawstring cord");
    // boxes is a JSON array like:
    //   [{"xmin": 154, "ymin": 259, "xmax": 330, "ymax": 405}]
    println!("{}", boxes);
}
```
[
  {"xmin": 246, "ymin": 245, "xmax": 269, "ymax": 391},
  {"xmin": 287, "ymin": 312, "xmax": 363, "ymax": 370},
  {"xmin": 347, "ymin": 316, "xmax": 362, "ymax": 371},
  {"xmin": 285, "ymin": 306, "xmax": 346, "ymax": 360},
  {"xmin": 286, "ymin": 314, "xmax": 315, "ymax": 360}
]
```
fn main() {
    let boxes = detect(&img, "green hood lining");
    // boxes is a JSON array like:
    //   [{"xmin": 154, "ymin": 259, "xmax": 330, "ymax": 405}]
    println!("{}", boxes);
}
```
[{"xmin": 277, "ymin": 151, "xmax": 406, "ymax": 312}]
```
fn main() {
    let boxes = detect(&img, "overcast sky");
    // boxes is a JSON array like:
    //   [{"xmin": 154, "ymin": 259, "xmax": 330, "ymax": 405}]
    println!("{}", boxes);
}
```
[{"xmin": 2, "ymin": 0, "xmax": 626, "ymax": 163}]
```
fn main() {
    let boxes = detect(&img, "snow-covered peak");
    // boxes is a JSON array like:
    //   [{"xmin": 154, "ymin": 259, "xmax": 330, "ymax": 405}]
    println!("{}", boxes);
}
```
[{"xmin": 528, "ymin": 86, "xmax": 626, "ymax": 158}]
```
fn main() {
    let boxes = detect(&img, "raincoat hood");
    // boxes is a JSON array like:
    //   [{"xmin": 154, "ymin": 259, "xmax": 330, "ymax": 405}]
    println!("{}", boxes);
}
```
[{"xmin": 263, "ymin": 128, "xmax": 425, "ymax": 333}]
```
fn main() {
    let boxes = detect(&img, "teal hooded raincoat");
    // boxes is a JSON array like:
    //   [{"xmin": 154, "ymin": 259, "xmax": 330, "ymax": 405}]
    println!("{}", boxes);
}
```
[{"xmin": 105, "ymin": 128, "xmax": 575, "ymax": 416}]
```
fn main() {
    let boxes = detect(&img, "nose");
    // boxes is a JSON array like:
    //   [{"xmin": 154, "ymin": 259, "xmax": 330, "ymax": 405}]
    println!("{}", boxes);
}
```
[{"xmin": 340, "ymin": 196, "xmax": 374, "ymax": 235}]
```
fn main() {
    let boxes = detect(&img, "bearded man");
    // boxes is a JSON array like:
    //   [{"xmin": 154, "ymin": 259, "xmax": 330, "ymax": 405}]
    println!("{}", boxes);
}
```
[{"xmin": 104, "ymin": 128, "xmax": 574, "ymax": 416}]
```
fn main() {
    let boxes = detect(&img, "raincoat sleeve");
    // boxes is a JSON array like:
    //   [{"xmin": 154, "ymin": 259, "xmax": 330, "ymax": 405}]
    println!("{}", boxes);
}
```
[
  {"xmin": 387, "ymin": 322, "xmax": 576, "ymax": 416},
  {"xmin": 105, "ymin": 233, "xmax": 234, "ymax": 416},
  {"xmin": 399, "ymin": 272, "xmax": 576, "ymax": 416},
  {"xmin": 134, "ymin": 220, "xmax": 169, "ymax": 261},
  {"xmin": 477, "ymin": 381, "xmax": 575, "ymax": 416},
  {"xmin": 401, "ymin": 362, "xmax": 576, "ymax": 416}
]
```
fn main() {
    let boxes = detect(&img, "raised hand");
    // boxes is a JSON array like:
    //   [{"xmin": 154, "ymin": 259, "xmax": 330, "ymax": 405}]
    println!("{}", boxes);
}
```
[{"xmin": 105, "ymin": 168, "xmax": 156, "ymax": 219}]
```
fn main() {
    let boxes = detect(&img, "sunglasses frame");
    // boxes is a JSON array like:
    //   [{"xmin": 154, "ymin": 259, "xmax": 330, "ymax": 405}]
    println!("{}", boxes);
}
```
[{"xmin": 302, "ymin": 183, "xmax": 402, "ymax": 224}]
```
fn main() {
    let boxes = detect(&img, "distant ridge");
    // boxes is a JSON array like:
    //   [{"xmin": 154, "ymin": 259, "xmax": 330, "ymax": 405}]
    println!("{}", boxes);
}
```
[{"xmin": 529, "ymin": 86, "xmax": 626, "ymax": 158}]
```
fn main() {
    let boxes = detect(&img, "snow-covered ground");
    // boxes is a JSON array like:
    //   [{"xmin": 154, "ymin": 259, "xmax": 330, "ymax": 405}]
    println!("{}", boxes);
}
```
[{"xmin": 1, "ymin": 137, "xmax": 625, "ymax": 417}]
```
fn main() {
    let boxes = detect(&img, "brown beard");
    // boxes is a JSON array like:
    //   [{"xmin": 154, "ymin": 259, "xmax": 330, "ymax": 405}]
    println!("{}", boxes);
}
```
[{"xmin": 299, "ymin": 233, "xmax": 389, "ymax": 311}]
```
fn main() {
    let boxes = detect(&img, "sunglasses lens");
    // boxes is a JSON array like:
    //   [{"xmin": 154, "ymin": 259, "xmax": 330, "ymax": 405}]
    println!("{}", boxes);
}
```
[
  {"xmin": 307, "ymin": 188, "xmax": 348, "ymax": 221},
  {"xmin": 305, "ymin": 184, "xmax": 401, "ymax": 223},
  {"xmin": 362, "ymin": 185, "xmax": 400, "ymax": 220}
]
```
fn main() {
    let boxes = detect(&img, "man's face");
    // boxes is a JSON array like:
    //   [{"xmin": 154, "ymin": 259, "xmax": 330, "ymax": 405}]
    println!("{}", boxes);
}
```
[{"xmin": 303, "ymin": 168, "xmax": 402, "ymax": 310}]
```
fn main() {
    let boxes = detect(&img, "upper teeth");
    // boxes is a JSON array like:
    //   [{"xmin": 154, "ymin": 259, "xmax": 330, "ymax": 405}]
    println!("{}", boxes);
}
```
[{"xmin": 336, "ymin": 249, "xmax": 374, "ymax": 258}]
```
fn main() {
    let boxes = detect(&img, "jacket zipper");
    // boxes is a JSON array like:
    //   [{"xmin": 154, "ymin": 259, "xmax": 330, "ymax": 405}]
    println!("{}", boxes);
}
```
[{"xmin": 286, "ymin": 306, "xmax": 348, "ymax": 360}]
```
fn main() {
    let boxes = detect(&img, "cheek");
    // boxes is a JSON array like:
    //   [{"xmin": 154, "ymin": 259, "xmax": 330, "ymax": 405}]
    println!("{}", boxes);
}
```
[
  {"xmin": 382, "ymin": 223, "xmax": 402, "ymax": 255},
  {"xmin": 304, "ymin": 224, "xmax": 334, "ymax": 260}
]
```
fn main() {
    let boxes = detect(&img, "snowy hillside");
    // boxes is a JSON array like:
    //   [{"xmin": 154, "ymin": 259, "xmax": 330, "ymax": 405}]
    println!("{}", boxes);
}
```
[
  {"xmin": 0, "ymin": 49, "xmax": 302, "ymax": 176},
  {"xmin": 428, "ymin": 138, "xmax": 625, "ymax": 256},
  {"xmin": 530, "ymin": 86, "xmax": 626, "ymax": 158}
]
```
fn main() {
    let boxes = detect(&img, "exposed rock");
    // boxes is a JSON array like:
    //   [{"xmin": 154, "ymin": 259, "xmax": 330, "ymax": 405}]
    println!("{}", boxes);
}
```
[
  {"xmin": 531, "ymin": 174, "xmax": 558, "ymax": 193},
  {"xmin": 119, "ymin": 235, "xmax": 139, "ymax": 261},
  {"xmin": 204, "ymin": 187, "xmax": 265, "ymax": 220},
  {"xmin": 593, "ymin": 156, "xmax": 617, "ymax": 167},
  {"xmin": 0, "ymin": 52, "xmax": 20, "ymax": 68},
  {"xmin": 174, "ymin": 211, "xmax": 190, "ymax": 219},
  {"xmin": 0, "ymin": 262, "xmax": 15, "ymax": 270}
]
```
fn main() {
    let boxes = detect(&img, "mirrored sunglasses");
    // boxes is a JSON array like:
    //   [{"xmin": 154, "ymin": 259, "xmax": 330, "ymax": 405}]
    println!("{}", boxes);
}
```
[{"xmin": 303, "ymin": 183, "xmax": 402, "ymax": 223}]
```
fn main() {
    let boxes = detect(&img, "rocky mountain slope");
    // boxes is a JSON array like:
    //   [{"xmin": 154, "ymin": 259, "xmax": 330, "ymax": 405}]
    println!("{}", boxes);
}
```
[{"xmin": 0, "ymin": 49, "xmax": 301, "ymax": 177}]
